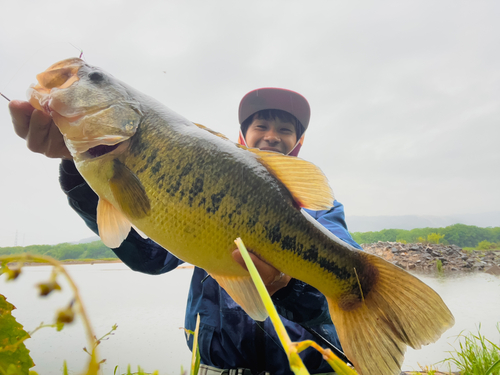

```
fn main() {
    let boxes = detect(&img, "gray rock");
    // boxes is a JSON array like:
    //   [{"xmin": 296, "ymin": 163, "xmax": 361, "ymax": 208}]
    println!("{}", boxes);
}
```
[{"xmin": 486, "ymin": 265, "xmax": 500, "ymax": 275}]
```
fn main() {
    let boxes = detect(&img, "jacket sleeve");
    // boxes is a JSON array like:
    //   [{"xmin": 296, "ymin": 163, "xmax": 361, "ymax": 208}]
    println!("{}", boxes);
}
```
[
  {"xmin": 59, "ymin": 159, "xmax": 183, "ymax": 275},
  {"xmin": 306, "ymin": 201, "xmax": 363, "ymax": 250},
  {"xmin": 271, "ymin": 200, "xmax": 362, "ymax": 325}
]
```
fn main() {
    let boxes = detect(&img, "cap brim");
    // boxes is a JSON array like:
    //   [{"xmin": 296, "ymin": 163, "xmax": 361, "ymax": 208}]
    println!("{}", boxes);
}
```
[{"xmin": 238, "ymin": 88, "xmax": 310, "ymax": 130}]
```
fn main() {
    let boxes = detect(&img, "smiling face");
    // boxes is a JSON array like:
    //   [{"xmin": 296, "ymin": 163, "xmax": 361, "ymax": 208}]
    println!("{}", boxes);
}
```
[{"xmin": 244, "ymin": 114, "xmax": 298, "ymax": 155}]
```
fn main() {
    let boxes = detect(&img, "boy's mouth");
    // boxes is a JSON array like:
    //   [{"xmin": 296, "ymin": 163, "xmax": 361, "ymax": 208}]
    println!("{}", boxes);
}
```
[{"xmin": 259, "ymin": 146, "xmax": 284, "ymax": 154}]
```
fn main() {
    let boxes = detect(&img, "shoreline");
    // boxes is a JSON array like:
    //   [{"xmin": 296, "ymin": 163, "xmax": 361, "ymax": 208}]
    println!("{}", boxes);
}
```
[
  {"xmin": 14, "ymin": 259, "xmax": 195, "ymax": 269},
  {"xmin": 8, "ymin": 242, "xmax": 500, "ymax": 275}
]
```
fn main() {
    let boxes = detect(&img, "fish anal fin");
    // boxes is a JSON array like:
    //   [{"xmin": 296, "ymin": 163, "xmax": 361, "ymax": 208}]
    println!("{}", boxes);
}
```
[
  {"xmin": 212, "ymin": 274, "xmax": 269, "ymax": 322},
  {"xmin": 249, "ymin": 149, "xmax": 334, "ymax": 210},
  {"xmin": 110, "ymin": 159, "xmax": 151, "ymax": 219},
  {"xmin": 97, "ymin": 198, "xmax": 132, "ymax": 248},
  {"xmin": 326, "ymin": 254, "xmax": 455, "ymax": 375}
]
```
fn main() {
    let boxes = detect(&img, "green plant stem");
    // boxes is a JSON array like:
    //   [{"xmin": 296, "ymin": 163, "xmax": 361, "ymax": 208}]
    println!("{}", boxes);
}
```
[
  {"xmin": 234, "ymin": 238, "xmax": 357, "ymax": 375},
  {"xmin": 0, "ymin": 254, "xmax": 99, "ymax": 363}
]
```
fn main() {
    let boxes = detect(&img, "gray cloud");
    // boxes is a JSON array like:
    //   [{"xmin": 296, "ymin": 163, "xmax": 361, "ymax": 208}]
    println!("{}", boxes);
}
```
[{"xmin": 1, "ymin": 0, "xmax": 499, "ymax": 246}]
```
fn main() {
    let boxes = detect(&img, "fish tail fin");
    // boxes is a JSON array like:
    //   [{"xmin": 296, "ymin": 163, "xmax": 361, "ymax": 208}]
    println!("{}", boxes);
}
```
[{"xmin": 326, "ymin": 254, "xmax": 454, "ymax": 375}]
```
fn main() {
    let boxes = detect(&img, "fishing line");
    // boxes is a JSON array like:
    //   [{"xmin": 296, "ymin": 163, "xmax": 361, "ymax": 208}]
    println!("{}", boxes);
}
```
[
  {"xmin": 299, "ymin": 324, "xmax": 352, "ymax": 366},
  {"xmin": 68, "ymin": 42, "xmax": 86, "ymax": 61},
  {"xmin": 255, "ymin": 321, "xmax": 286, "ymax": 355},
  {"xmin": 1, "ymin": 41, "xmax": 84, "ymax": 103}
]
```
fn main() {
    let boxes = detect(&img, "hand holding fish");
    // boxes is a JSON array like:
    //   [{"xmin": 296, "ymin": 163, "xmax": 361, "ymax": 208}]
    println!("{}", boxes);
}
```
[
  {"xmin": 9, "ymin": 100, "xmax": 72, "ymax": 160},
  {"xmin": 231, "ymin": 249, "xmax": 291, "ymax": 296}
]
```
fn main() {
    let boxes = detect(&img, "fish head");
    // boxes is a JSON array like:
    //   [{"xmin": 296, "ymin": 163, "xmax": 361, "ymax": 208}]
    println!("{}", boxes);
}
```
[{"xmin": 28, "ymin": 58, "xmax": 142, "ymax": 158}]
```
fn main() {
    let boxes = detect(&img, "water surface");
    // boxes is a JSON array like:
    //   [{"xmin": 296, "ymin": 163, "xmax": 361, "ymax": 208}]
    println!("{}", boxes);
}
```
[{"xmin": 1, "ymin": 263, "xmax": 499, "ymax": 374}]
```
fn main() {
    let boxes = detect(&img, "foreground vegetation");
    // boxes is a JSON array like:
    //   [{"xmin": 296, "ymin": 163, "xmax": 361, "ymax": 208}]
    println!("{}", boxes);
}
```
[
  {"xmin": 440, "ymin": 325, "xmax": 500, "ymax": 375},
  {"xmin": 351, "ymin": 224, "xmax": 500, "ymax": 249}
]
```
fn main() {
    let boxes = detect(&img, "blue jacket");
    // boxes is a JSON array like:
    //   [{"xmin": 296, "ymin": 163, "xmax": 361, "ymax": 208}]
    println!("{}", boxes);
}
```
[{"xmin": 59, "ymin": 160, "xmax": 362, "ymax": 375}]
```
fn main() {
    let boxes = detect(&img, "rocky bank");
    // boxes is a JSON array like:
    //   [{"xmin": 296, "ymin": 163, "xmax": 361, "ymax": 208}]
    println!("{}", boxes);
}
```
[{"xmin": 361, "ymin": 242, "xmax": 500, "ymax": 275}]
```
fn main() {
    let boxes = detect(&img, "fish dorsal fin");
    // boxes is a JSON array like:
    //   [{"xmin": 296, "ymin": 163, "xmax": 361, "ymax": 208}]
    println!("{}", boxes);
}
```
[
  {"xmin": 97, "ymin": 198, "xmax": 132, "ymax": 248},
  {"xmin": 193, "ymin": 123, "xmax": 231, "ymax": 141},
  {"xmin": 109, "ymin": 159, "xmax": 151, "ymax": 219},
  {"xmin": 249, "ymin": 149, "xmax": 334, "ymax": 210},
  {"xmin": 212, "ymin": 274, "xmax": 269, "ymax": 322}
]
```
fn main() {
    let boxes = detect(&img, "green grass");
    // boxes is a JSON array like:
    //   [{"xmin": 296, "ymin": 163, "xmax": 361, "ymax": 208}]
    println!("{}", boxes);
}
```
[
  {"xmin": 442, "ymin": 324, "xmax": 500, "ymax": 375},
  {"xmin": 435, "ymin": 259, "xmax": 443, "ymax": 273},
  {"xmin": 463, "ymin": 247, "xmax": 500, "ymax": 254}
]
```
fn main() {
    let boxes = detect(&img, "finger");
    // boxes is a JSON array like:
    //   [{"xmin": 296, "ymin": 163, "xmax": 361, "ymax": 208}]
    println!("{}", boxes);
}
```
[
  {"xmin": 8, "ymin": 100, "xmax": 36, "ymax": 139},
  {"xmin": 232, "ymin": 249, "xmax": 248, "ymax": 271},
  {"xmin": 231, "ymin": 249, "xmax": 278, "ymax": 285},
  {"xmin": 25, "ymin": 110, "xmax": 56, "ymax": 155},
  {"xmin": 44, "ymin": 122, "xmax": 71, "ymax": 159}
]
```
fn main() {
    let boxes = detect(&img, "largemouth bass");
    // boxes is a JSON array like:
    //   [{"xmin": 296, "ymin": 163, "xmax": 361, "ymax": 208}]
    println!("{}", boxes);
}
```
[{"xmin": 28, "ymin": 58, "xmax": 454, "ymax": 375}]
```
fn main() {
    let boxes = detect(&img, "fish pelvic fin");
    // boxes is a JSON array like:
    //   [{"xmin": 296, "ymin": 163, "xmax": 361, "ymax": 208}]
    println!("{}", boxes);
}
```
[
  {"xmin": 97, "ymin": 198, "xmax": 132, "ymax": 248},
  {"xmin": 212, "ymin": 274, "xmax": 269, "ymax": 322},
  {"xmin": 327, "ymin": 254, "xmax": 455, "ymax": 375},
  {"xmin": 249, "ymin": 149, "xmax": 334, "ymax": 210}
]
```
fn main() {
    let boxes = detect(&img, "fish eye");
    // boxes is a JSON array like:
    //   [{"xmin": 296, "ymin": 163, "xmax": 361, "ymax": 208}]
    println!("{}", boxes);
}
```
[{"xmin": 88, "ymin": 71, "xmax": 104, "ymax": 83}]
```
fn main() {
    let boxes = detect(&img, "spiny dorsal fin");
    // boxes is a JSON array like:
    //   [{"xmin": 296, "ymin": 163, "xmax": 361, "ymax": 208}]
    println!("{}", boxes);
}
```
[
  {"xmin": 248, "ymin": 149, "xmax": 334, "ymax": 210},
  {"xmin": 97, "ymin": 198, "xmax": 132, "ymax": 248},
  {"xmin": 109, "ymin": 159, "xmax": 151, "ymax": 219},
  {"xmin": 193, "ymin": 123, "xmax": 231, "ymax": 141}
]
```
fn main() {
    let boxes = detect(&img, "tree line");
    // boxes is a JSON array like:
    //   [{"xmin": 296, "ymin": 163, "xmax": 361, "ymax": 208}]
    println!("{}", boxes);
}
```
[
  {"xmin": 0, "ymin": 241, "xmax": 117, "ymax": 261},
  {"xmin": 350, "ymin": 223, "xmax": 500, "ymax": 248},
  {"xmin": 1, "ymin": 223, "xmax": 499, "ymax": 260}
]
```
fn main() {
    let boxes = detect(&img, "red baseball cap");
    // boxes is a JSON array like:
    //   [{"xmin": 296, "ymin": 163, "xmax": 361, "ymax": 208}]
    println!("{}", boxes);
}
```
[{"xmin": 238, "ymin": 87, "xmax": 310, "ymax": 130}]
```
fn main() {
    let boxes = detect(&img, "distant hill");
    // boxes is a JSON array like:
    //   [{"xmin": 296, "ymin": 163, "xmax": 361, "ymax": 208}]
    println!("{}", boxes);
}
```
[
  {"xmin": 69, "ymin": 212, "xmax": 500, "ymax": 244},
  {"xmin": 347, "ymin": 211, "xmax": 500, "ymax": 233},
  {"xmin": 71, "ymin": 235, "xmax": 100, "ymax": 244}
]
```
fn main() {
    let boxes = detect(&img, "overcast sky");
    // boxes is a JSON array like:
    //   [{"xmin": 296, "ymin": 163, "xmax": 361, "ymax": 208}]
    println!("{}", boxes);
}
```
[{"xmin": 1, "ymin": 0, "xmax": 499, "ymax": 247}]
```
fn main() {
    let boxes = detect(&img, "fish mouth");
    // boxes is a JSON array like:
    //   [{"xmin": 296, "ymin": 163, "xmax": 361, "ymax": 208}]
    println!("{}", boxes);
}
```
[
  {"xmin": 28, "ymin": 57, "xmax": 141, "ymax": 159},
  {"xmin": 28, "ymin": 58, "xmax": 85, "ymax": 114}
]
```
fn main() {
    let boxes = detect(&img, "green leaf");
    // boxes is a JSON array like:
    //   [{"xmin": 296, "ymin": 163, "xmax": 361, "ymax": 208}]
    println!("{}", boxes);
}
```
[
  {"xmin": 486, "ymin": 359, "xmax": 500, "ymax": 375},
  {"xmin": 0, "ymin": 294, "xmax": 35, "ymax": 374}
]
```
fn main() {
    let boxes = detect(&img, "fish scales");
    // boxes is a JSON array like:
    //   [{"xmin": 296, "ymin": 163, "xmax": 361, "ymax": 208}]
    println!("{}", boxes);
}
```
[
  {"xmin": 113, "ymin": 114, "xmax": 369, "ymax": 300},
  {"xmin": 28, "ymin": 58, "xmax": 455, "ymax": 375}
]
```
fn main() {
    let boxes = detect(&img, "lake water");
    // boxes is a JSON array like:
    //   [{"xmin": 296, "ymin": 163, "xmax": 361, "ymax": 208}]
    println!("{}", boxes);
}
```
[{"xmin": 1, "ymin": 263, "xmax": 499, "ymax": 374}]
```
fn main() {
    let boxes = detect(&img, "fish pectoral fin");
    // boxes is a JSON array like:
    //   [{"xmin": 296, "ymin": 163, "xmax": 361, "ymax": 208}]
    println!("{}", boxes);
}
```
[
  {"xmin": 96, "ymin": 198, "xmax": 132, "ymax": 248},
  {"xmin": 212, "ymin": 274, "xmax": 269, "ymax": 322},
  {"xmin": 249, "ymin": 149, "xmax": 334, "ymax": 210},
  {"xmin": 327, "ymin": 254, "xmax": 455, "ymax": 375},
  {"xmin": 109, "ymin": 159, "xmax": 151, "ymax": 219}
]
